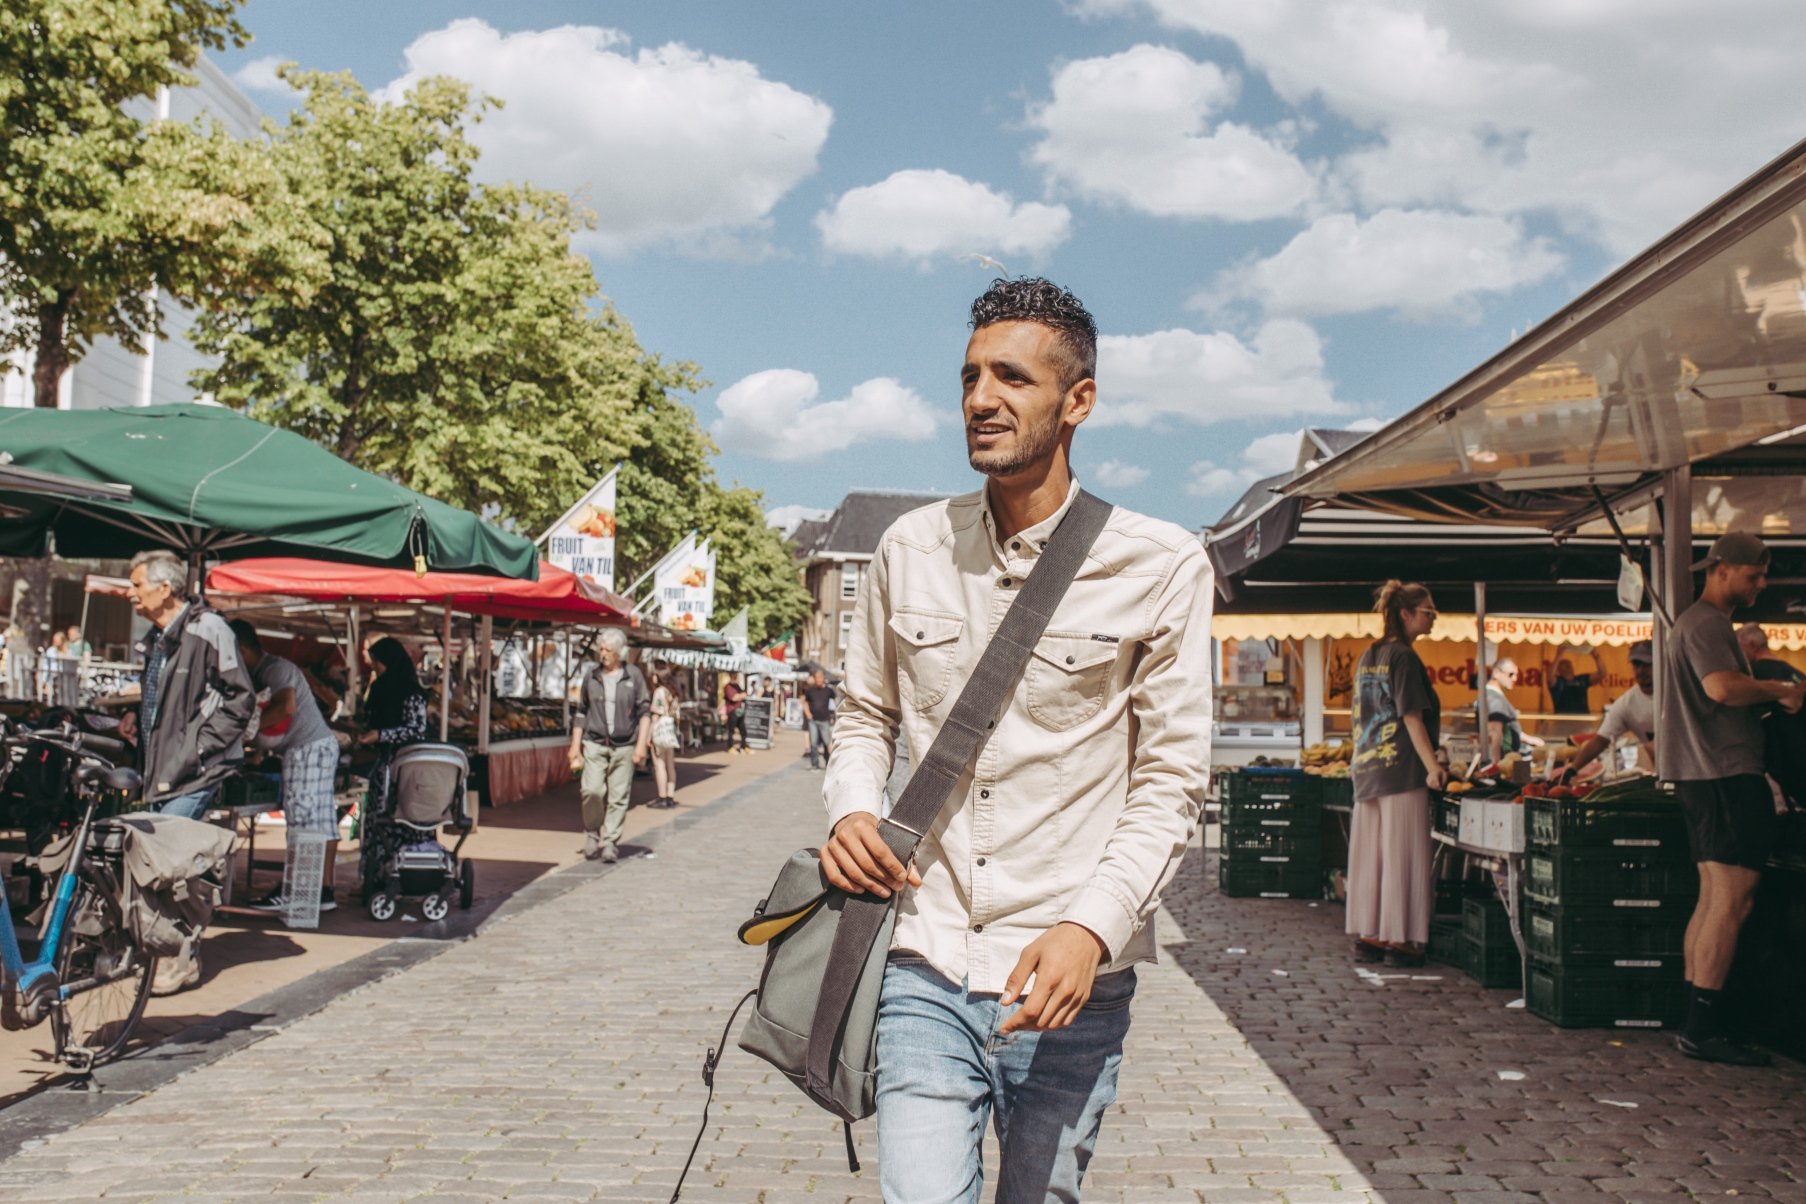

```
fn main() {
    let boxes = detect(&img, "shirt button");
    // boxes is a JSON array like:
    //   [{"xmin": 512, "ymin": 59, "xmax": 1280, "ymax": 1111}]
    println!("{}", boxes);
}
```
[
  {"xmin": 1011, "ymin": 541, "xmax": 1020, "ymax": 551},
  {"xmin": 1065, "ymin": 655, "xmax": 1075, "ymax": 665},
  {"xmin": 973, "ymin": 924, "xmax": 984, "ymax": 933},
  {"xmin": 915, "ymin": 630, "xmax": 925, "ymax": 639},
  {"xmin": 976, "ymin": 857, "xmax": 987, "ymax": 866},
  {"xmin": 1000, "ymin": 577, "xmax": 1012, "ymax": 587},
  {"xmin": 980, "ymin": 789, "xmax": 990, "ymax": 799}
]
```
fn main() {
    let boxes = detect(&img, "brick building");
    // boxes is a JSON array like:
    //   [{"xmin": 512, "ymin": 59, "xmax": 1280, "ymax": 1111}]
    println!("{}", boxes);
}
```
[{"xmin": 792, "ymin": 489, "xmax": 950, "ymax": 672}]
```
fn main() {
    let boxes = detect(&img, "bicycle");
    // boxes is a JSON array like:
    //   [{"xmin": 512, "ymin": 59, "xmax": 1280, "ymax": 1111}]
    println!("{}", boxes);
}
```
[{"xmin": 0, "ymin": 719, "xmax": 156, "ymax": 1072}]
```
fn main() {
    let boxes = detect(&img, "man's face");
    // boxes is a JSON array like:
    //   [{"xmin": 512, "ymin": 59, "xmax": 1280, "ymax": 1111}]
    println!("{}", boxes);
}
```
[
  {"xmin": 66, "ymin": 627, "xmax": 80, "ymax": 642},
  {"xmin": 1633, "ymin": 661, "xmax": 1655, "ymax": 693},
  {"xmin": 1721, "ymin": 561, "xmax": 1768, "ymax": 607},
  {"xmin": 127, "ymin": 566, "xmax": 173, "ymax": 623},
  {"xmin": 961, "ymin": 321, "xmax": 1091, "ymax": 478}
]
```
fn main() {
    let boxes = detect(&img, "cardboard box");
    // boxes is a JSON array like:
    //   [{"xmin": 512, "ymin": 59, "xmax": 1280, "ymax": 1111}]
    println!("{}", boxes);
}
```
[
  {"xmin": 1459, "ymin": 798, "xmax": 1488, "ymax": 848},
  {"xmin": 1482, "ymin": 800, "xmax": 1525, "ymax": 853}
]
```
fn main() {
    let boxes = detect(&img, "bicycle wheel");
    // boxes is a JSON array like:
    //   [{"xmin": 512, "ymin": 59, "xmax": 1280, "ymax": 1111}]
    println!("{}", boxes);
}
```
[{"xmin": 50, "ymin": 882, "xmax": 155, "ymax": 1068}]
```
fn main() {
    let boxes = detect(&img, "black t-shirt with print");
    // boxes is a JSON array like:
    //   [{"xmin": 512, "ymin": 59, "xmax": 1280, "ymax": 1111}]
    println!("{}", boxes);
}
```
[{"xmin": 1352, "ymin": 639, "xmax": 1440, "ymax": 801}]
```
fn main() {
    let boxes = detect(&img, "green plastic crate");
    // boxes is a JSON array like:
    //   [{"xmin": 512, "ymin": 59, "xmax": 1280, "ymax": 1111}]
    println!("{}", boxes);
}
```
[
  {"xmin": 1461, "ymin": 893, "xmax": 1516, "ymax": 949},
  {"xmin": 1316, "ymin": 774, "xmax": 1354, "ymax": 808},
  {"xmin": 1525, "ymin": 792, "xmax": 1687, "ymax": 850},
  {"xmin": 1223, "ymin": 769, "xmax": 1321, "ymax": 810},
  {"xmin": 1427, "ymin": 916, "xmax": 1464, "ymax": 966},
  {"xmin": 1526, "ymin": 958, "xmax": 1688, "ymax": 1028},
  {"xmin": 220, "ymin": 771, "xmax": 282, "ymax": 810},
  {"xmin": 1461, "ymin": 933, "xmax": 1521, "ymax": 988},
  {"xmin": 1522, "ymin": 901, "xmax": 1688, "ymax": 964},
  {"xmin": 1218, "ymin": 854, "xmax": 1321, "ymax": 899},
  {"xmin": 1525, "ymin": 847, "xmax": 1698, "ymax": 907},
  {"xmin": 1433, "ymin": 793, "xmax": 1463, "ymax": 839},
  {"xmin": 1221, "ymin": 826, "xmax": 1322, "ymax": 857}
]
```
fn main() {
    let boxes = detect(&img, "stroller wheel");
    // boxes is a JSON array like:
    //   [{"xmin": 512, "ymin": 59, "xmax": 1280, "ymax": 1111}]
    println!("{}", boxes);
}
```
[
  {"xmin": 459, "ymin": 861, "xmax": 475, "ymax": 910},
  {"xmin": 367, "ymin": 891, "xmax": 398, "ymax": 922},
  {"xmin": 421, "ymin": 892, "xmax": 451, "ymax": 922}
]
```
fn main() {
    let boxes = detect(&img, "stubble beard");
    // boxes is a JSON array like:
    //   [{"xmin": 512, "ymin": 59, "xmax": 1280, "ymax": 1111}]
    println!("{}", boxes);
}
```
[{"xmin": 968, "ymin": 408, "xmax": 1064, "ymax": 477}]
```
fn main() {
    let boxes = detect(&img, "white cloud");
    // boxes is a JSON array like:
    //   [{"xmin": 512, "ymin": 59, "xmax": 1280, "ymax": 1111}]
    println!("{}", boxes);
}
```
[
  {"xmin": 1093, "ymin": 319, "xmax": 1349, "ymax": 428},
  {"xmin": 1241, "ymin": 430, "xmax": 1306, "ymax": 477},
  {"xmin": 232, "ymin": 55, "xmax": 291, "ymax": 96},
  {"xmin": 1091, "ymin": 460, "xmax": 1151, "ymax": 489},
  {"xmin": 1212, "ymin": 209, "xmax": 1564, "ymax": 319},
  {"xmin": 815, "ymin": 169, "xmax": 1072, "ymax": 265},
  {"xmin": 1028, "ymin": 44, "xmax": 1317, "ymax": 222},
  {"xmin": 712, "ymin": 370, "xmax": 941, "ymax": 463},
  {"xmin": 1083, "ymin": 0, "xmax": 1806, "ymax": 254},
  {"xmin": 1185, "ymin": 460, "xmax": 1262, "ymax": 499},
  {"xmin": 765, "ymin": 504, "xmax": 832, "ymax": 536},
  {"xmin": 378, "ymin": 20, "xmax": 832, "ymax": 255}
]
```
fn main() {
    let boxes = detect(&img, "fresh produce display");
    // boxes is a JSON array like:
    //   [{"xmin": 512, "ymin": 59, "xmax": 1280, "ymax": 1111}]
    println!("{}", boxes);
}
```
[{"xmin": 1301, "ymin": 740, "xmax": 1352, "ymax": 778}]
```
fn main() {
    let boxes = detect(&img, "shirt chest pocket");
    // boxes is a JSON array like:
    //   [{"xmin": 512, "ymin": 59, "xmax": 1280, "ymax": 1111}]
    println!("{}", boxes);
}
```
[
  {"xmin": 1026, "ymin": 634, "xmax": 1119, "ymax": 731},
  {"xmin": 890, "ymin": 611, "xmax": 964, "ymax": 712}
]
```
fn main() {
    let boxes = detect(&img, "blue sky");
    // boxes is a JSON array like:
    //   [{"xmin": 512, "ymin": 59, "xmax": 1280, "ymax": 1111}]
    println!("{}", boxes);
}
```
[{"xmin": 216, "ymin": 0, "xmax": 1806, "ymax": 531}]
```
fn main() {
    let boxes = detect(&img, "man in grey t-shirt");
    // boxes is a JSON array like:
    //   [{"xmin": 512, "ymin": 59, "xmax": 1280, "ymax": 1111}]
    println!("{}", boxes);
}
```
[{"xmin": 1660, "ymin": 532, "xmax": 1803, "ymax": 1067}]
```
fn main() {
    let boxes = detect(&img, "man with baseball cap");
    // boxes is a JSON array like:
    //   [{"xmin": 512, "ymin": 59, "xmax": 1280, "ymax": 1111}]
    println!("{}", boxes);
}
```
[
  {"xmin": 1660, "ymin": 531, "xmax": 1803, "ymax": 1065},
  {"xmin": 1558, "ymin": 639, "xmax": 1656, "ymax": 783}
]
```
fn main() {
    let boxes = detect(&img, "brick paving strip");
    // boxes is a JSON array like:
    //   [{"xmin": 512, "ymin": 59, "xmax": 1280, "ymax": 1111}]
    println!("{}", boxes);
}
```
[{"xmin": 0, "ymin": 763, "xmax": 1799, "ymax": 1202}]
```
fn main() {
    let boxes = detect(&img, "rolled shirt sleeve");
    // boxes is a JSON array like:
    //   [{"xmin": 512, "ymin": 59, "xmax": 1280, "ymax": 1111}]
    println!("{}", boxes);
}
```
[{"xmin": 1060, "ymin": 540, "xmax": 1214, "ymax": 959}]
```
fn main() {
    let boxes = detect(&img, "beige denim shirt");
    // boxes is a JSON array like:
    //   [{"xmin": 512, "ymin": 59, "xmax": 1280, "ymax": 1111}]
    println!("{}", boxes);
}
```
[{"xmin": 824, "ymin": 479, "xmax": 1214, "ymax": 993}]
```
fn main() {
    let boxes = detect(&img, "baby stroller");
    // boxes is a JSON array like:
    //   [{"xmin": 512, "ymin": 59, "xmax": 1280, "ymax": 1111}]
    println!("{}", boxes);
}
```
[{"xmin": 362, "ymin": 743, "xmax": 476, "ymax": 923}]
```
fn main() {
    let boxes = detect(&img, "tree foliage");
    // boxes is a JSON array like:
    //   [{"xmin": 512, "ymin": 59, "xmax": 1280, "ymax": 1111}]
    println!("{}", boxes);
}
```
[
  {"xmin": 190, "ymin": 67, "xmax": 807, "ymax": 645},
  {"xmin": 0, "ymin": 0, "xmax": 310, "ymax": 406}
]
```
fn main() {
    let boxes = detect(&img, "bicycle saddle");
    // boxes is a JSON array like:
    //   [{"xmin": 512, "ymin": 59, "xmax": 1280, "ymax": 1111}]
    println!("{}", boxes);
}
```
[{"xmin": 105, "ymin": 766, "xmax": 142, "ymax": 797}]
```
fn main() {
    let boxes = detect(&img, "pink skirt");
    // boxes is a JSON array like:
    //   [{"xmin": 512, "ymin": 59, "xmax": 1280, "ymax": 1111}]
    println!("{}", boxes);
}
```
[{"xmin": 1345, "ymin": 788, "xmax": 1432, "ymax": 946}]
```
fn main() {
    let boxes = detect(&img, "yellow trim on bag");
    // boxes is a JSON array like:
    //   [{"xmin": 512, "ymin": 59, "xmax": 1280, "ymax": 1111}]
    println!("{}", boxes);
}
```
[{"xmin": 738, "ymin": 899, "xmax": 825, "ymax": 946}]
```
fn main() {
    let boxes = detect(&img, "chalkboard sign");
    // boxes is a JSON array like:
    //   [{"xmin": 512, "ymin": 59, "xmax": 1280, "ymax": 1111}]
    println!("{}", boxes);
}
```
[{"xmin": 742, "ymin": 696, "xmax": 774, "ymax": 749}]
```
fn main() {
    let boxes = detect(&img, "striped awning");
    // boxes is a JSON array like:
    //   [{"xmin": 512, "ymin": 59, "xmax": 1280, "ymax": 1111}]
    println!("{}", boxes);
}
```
[{"xmin": 1212, "ymin": 612, "xmax": 1806, "ymax": 651}]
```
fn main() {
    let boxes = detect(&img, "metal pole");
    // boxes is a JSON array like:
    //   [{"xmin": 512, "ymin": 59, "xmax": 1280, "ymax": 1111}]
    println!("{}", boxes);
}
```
[
  {"xmin": 1475, "ymin": 582, "xmax": 1491, "ymax": 764},
  {"xmin": 1301, "ymin": 636, "xmax": 1325, "ymax": 747},
  {"xmin": 346, "ymin": 608, "xmax": 361, "ymax": 721},
  {"xmin": 1654, "ymin": 467, "xmax": 1693, "ymax": 782},
  {"xmin": 477, "ymin": 615, "xmax": 493, "ymax": 756},
  {"xmin": 439, "ymin": 605, "xmax": 453, "ymax": 742}
]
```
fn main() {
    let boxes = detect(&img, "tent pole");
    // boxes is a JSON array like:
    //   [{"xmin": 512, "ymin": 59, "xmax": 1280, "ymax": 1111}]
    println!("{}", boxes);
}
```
[
  {"xmin": 477, "ymin": 615, "xmax": 493, "ymax": 756},
  {"xmin": 346, "ymin": 609, "xmax": 361, "ymax": 721},
  {"xmin": 439, "ymin": 605, "xmax": 453, "ymax": 742},
  {"xmin": 1653, "ymin": 467, "xmax": 1693, "ymax": 781},
  {"xmin": 1474, "ymin": 582, "xmax": 1491, "ymax": 765}
]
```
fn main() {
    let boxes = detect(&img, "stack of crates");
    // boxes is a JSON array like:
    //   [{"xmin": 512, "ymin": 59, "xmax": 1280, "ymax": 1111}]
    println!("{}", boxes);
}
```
[
  {"xmin": 1219, "ymin": 768, "xmax": 1322, "ymax": 898},
  {"xmin": 1461, "ymin": 891, "xmax": 1519, "ymax": 988},
  {"xmin": 1522, "ymin": 787, "xmax": 1695, "ymax": 1027}
]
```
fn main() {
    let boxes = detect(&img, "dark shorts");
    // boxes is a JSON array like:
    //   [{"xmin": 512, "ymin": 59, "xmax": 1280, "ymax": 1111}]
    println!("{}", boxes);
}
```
[{"xmin": 1674, "ymin": 775, "xmax": 1777, "ymax": 871}]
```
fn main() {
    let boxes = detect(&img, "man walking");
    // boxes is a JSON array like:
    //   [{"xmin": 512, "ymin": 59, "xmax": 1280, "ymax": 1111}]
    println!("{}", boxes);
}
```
[
  {"xmin": 801, "ymin": 668, "xmax": 835, "ymax": 770},
  {"xmin": 821, "ymin": 278, "xmax": 1212, "ymax": 1201},
  {"xmin": 1661, "ymin": 532, "xmax": 1803, "ymax": 1065},
  {"xmin": 567, "ymin": 628, "xmax": 649, "ymax": 864},
  {"xmin": 722, "ymin": 674, "xmax": 750, "ymax": 753},
  {"xmin": 127, "ymin": 549, "xmax": 256, "ymax": 994},
  {"xmin": 230, "ymin": 620, "xmax": 342, "ymax": 914}
]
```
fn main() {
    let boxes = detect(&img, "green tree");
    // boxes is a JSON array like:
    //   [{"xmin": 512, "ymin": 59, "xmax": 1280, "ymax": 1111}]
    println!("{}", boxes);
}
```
[
  {"xmin": 0, "ymin": 0, "xmax": 302, "ymax": 407},
  {"xmin": 699, "ymin": 482, "xmax": 812, "ymax": 648}
]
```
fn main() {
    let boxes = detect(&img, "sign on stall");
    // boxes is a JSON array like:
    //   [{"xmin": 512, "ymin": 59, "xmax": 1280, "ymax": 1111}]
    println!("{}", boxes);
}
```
[
  {"xmin": 654, "ymin": 534, "xmax": 717, "ymax": 632},
  {"xmin": 540, "ymin": 465, "xmax": 619, "ymax": 589}
]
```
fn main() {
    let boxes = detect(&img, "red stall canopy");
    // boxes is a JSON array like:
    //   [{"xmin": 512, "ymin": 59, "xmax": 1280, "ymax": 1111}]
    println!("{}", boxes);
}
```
[{"xmin": 207, "ymin": 558, "xmax": 633, "ymax": 625}]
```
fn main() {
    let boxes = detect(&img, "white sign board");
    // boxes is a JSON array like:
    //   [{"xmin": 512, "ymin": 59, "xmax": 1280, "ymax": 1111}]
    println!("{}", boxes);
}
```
[
  {"xmin": 542, "ymin": 467, "xmax": 618, "ymax": 589},
  {"xmin": 654, "ymin": 535, "xmax": 716, "ymax": 632}
]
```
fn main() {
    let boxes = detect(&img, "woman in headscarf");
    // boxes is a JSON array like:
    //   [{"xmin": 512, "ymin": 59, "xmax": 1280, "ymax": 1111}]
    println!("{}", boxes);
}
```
[{"xmin": 356, "ymin": 637, "xmax": 429, "ymax": 895}]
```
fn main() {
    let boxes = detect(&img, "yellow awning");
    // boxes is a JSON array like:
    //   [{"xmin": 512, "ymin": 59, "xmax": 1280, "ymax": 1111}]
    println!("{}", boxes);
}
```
[{"xmin": 1213, "ymin": 613, "xmax": 1806, "ymax": 651}]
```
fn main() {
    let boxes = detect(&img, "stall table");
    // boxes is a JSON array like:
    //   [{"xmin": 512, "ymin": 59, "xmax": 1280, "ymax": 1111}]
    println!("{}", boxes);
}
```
[
  {"xmin": 481, "ymin": 735, "xmax": 573, "ymax": 807},
  {"xmin": 1431, "ymin": 828, "xmax": 1526, "ymax": 990}
]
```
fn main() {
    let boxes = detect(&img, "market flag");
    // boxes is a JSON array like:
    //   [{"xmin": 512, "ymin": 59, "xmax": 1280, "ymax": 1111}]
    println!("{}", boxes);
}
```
[
  {"xmin": 651, "ymin": 532, "xmax": 701, "ymax": 631},
  {"xmin": 539, "ymin": 465, "xmax": 619, "ymax": 589},
  {"xmin": 720, "ymin": 606, "xmax": 750, "ymax": 655}
]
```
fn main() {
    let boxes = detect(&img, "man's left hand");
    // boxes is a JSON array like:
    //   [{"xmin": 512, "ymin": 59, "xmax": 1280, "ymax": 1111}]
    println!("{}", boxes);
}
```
[{"xmin": 998, "ymin": 922, "xmax": 1108, "ymax": 1034}]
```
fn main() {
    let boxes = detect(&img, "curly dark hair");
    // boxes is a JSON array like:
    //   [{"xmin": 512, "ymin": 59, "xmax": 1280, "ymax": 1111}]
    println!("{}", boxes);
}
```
[{"xmin": 969, "ymin": 277, "xmax": 1097, "ymax": 391}]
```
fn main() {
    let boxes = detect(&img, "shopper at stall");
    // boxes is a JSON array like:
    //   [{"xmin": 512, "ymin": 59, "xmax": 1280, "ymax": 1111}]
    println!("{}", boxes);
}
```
[
  {"xmin": 356, "ymin": 637, "xmax": 430, "ymax": 894},
  {"xmin": 1661, "ymin": 532, "xmax": 1804, "ymax": 1066},
  {"xmin": 567, "ymin": 627, "xmax": 649, "ymax": 863},
  {"xmin": 1735, "ymin": 623, "xmax": 1806, "ymax": 809},
  {"xmin": 801, "ymin": 668, "xmax": 835, "ymax": 770},
  {"xmin": 721, "ymin": 673, "xmax": 750, "ymax": 753},
  {"xmin": 127, "ymin": 548, "xmax": 256, "ymax": 995},
  {"xmin": 1558, "ymin": 639, "xmax": 1656, "ymax": 783},
  {"xmin": 2, "ymin": 620, "xmax": 32, "ymax": 700},
  {"xmin": 648, "ymin": 664, "xmax": 681, "ymax": 810},
  {"xmin": 1476, "ymin": 657, "xmax": 1544, "ymax": 765},
  {"xmin": 65, "ymin": 625, "xmax": 90, "ymax": 663},
  {"xmin": 1736, "ymin": 623, "xmax": 1802, "ymax": 684},
  {"xmin": 230, "ymin": 620, "xmax": 342, "ymax": 914},
  {"xmin": 1545, "ymin": 652, "xmax": 1597, "ymax": 714},
  {"xmin": 1348, "ymin": 580, "xmax": 1444, "ymax": 967}
]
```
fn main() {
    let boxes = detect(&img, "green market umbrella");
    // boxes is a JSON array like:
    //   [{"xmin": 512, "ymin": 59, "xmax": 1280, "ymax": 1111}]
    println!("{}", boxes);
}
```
[{"xmin": 0, "ymin": 404, "xmax": 537, "ymax": 579}]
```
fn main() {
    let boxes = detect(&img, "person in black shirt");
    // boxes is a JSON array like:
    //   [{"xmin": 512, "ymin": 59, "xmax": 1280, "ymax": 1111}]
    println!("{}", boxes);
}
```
[
  {"xmin": 1545, "ymin": 653, "xmax": 1596, "ymax": 714},
  {"xmin": 801, "ymin": 669, "xmax": 836, "ymax": 771}
]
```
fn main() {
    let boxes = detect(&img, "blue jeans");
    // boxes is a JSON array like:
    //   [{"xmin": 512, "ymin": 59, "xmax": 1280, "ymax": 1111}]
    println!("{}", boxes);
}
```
[
  {"xmin": 875, "ymin": 954, "xmax": 1136, "ymax": 1204},
  {"xmin": 159, "ymin": 786, "xmax": 217, "ymax": 820},
  {"xmin": 806, "ymin": 718, "xmax": 832, "ymax": 767}
]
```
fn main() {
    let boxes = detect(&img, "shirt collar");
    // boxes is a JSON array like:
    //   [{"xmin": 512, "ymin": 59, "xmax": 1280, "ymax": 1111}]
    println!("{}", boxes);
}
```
[{"xmin": 980, "ymin": 476, "xmax": 1082, "ymax": 561}]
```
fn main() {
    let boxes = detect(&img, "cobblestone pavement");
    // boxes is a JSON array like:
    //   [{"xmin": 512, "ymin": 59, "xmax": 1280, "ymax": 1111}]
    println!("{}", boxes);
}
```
[{"xmin": 0, "ymin": 764, "xmax": 1800, "ymax": 1202}]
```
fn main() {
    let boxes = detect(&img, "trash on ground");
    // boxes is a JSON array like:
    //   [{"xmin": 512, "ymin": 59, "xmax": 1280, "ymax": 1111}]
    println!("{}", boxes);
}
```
[
  {"xmin": 1597, "ymin": 1099, "xmax": 1638, "ymax": 1108},
  {"xmin": 1496, "ymin": 1070, "xmax": 1526, "ymax": 1081},
  {"xmin": 1505, "ymin": 998, "xmax": 1525, "ymax": 1009},
  {"xmin": 1271, "ymin": 969, "xmax": 1289, "ymax": 977}
]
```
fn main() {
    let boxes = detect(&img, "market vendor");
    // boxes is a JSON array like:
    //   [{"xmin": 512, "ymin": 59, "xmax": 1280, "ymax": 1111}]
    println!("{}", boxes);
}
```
[
  {"xmin": 1545, "ymin": 651, "xmax": 1598, "ymax": 714},
  {"xmin": 1476, "ymin": 658, "xmax": 1544, "ymax": 764},
  {"xmin": 231, "ymin": 620, "xmax": 342, "ymax": 914},
  {"xmin": 1661, "ymin": 532, "xmax": 1804, "ymax": 1067},
  {"xmin": 1557, "ymin": 639, "xmax": 1655, "ymax": 783}
]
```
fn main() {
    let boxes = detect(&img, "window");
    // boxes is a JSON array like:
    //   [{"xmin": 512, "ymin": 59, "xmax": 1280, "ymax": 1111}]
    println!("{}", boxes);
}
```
[
  {"xmin": 840, "ymin": 562, "xmax": 859, "ymax": 599},
  {"xmin": 839, "ymin": 610, "xmax": 855, "ymax": 650}
]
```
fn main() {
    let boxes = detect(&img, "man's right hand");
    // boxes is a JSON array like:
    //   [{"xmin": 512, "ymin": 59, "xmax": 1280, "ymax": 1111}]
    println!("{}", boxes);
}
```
[{"xmin": 821, "ymin": 812, "xmax": 921, "ymax": 899}]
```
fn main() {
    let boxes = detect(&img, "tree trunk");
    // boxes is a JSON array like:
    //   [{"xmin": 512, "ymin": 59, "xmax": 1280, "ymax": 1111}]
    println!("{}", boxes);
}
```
[{"xmin": 32, "ymin": 293, "xmax": 74, "ymax": 409}]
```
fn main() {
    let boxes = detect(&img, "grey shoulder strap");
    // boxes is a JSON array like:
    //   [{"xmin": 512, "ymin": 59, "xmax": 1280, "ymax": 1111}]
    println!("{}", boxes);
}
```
[{"xmin": 804, "ymin": 489, "xmax": 1113, "ymax": 1114}]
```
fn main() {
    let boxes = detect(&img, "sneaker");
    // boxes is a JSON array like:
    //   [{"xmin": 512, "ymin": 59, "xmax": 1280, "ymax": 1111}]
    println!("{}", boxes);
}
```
[
  {"xmin": 601, "ymin": 843, "xmax": 619, "ymax": 864},
  {"xmin": 583, "ymin": 847, "xmax": 603, "ymax": 861},
  {"xmin": 1353, "ymin": 940, "xmax": 1386, "ymax": 964},
  {"xmin": 151, "ymin": 952, "xmax": 201, "ymax": 997},
  {"xmin": 318, "ymin": 888, "xmax": 337, "ymax": 913},
  {"xmin": 251, "ymin": 891, "xmax": 336, "ymax": 914},
  {"xmin": 1383, "ymin": 944, "xmax": 1426, "ymax": 968},
  {"xmin": 1677, "ymin": 1033, "xmax": 1772, "ymax": 1066}
]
